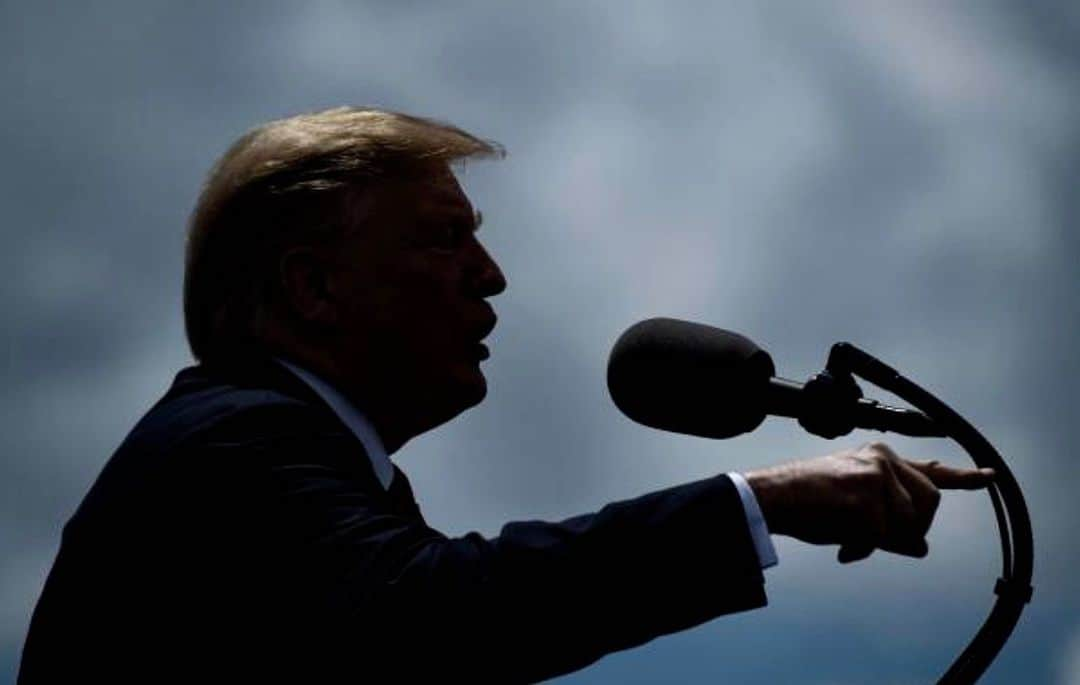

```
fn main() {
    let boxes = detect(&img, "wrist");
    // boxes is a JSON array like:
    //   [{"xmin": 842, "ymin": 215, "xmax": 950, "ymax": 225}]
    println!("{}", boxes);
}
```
[{"xmin": 745, "ymin": 467, "xmax": 789, "ymax": 536}]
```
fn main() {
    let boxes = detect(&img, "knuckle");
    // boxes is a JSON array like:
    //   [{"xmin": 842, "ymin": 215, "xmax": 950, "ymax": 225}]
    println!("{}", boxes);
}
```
[
  {"xmin": 917, "ymin": 493, "xmax": 940, "ymax": 531},
  {"xmin": 928, "ymin": 487, "xmax": 941, "ymax": 509},
  {"xmin": 899, "ymin": 495, "xmax": 918, "ymax": 522},
  {"xmin": 866, "ymin": 440, "xmax": 893, "ymax": 456},
  {"xmin": 852, "ymin": 468, "xmax": 881, "ymax": 489}
]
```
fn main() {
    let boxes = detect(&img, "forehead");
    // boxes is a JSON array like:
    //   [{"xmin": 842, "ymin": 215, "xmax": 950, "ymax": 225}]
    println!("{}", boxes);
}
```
[
  {"xmin": 336, "ymin": 164, "xmax": 474, "ymax": 247},
  {"xmin": 383, "ymin": 164, "xmax": 473, "ymax": 218}
]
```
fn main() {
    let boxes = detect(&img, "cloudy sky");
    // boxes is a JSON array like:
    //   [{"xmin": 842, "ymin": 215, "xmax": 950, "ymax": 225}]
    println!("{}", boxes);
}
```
[{"xmin": 3, "ymin": 1, "xmax": 1078, "ymax": 682}]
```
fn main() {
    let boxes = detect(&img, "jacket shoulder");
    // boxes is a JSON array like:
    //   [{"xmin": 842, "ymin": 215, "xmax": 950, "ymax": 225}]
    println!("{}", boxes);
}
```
[
  {"xmin": 64, "ymin": 374, "xmax": 366, "ymax": 537},
  {"xmin": 133, "ymin": 381, "xmax": 349, "ymax": 454}
]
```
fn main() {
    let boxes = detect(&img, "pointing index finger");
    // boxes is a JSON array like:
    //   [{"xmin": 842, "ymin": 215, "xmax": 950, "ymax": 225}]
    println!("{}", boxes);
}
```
[{"xmin": 905, "ymin": 459, "xmax": 996, "ymax": 490}]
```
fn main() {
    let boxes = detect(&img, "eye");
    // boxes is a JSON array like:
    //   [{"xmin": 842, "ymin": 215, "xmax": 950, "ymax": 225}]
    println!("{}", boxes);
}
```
[{"xmin": 430, "ymin": 222, "xmax": 466, "ymax": 250}]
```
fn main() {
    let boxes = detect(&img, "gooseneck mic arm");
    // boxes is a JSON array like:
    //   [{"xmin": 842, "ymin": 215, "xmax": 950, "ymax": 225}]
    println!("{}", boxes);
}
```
[
  {"xmin": 606, "ymin": 318, "xmax": 1033, "ymax": 683},
  {"xmin": 807, "ymin": 342, "xmax": 1034, "ymax": 684}
]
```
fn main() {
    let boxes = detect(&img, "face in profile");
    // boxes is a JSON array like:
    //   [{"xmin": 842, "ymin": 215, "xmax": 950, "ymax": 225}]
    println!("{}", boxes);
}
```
[{"xmin": 327, "ymin": 163, "xmax": 507, "ymax": 429}]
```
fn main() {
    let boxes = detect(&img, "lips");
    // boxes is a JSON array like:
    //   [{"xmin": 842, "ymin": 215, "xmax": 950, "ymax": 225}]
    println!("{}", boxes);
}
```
[
  {"xmin": 473, "ymin": 342, "xmax": 490, "ymax": 360},
  {"xmin": 469, "ymin": 306, "xmax": 498, "ymax": 341},
  {"xmin": 467, "ymin": 310, "xmax": 496, "ymax": 361},
  {"xmin": 476, "ymin": 317, "xmax": 496, "ymax": 340}
]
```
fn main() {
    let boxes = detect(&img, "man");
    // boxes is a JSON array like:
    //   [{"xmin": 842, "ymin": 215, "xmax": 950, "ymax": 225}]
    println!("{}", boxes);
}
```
[{"xmin": 18, "ymin": 107, "xmax": 994, "ymax": 683}]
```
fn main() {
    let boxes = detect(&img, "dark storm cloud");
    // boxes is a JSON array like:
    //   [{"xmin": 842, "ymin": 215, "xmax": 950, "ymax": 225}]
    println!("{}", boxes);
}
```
[{"xmin": 3, "ymin": 2, "xmax": 1077, "ymax": 682}]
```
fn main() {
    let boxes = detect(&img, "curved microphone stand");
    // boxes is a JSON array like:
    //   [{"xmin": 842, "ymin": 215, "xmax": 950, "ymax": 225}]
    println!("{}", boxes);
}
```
[{"xmin": 796, "ymin": 342, "xmax": 1034, "ymax": 684}]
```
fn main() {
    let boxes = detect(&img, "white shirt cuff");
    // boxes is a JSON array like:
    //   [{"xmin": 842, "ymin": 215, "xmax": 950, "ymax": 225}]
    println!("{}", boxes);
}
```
[{"xmin": 726, "ymin": 471, "xmax": 778, "ymax": 570}]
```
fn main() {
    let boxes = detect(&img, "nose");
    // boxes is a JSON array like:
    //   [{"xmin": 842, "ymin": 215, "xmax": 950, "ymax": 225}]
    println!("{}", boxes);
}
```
[{"xmin": 468, "ymin": 239, "xmax": 507, "ymax": 298}]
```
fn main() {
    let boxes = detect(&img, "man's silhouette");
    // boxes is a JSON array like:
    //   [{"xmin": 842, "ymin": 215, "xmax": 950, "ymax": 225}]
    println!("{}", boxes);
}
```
[{"xmin": 18, "ymin": 107, "xmax": 994, "ymax": 683}]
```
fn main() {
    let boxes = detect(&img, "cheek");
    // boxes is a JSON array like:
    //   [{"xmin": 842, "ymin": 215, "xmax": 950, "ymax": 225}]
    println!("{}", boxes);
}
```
[
  {"xmin": 380, "ymin": 291, "xmax": 453, "ymax": 351},
  {"xmin": 363, "ymin": 258, "xmax": 467, "ymax": 347},
  {"xmin": 403, "ymin": 264, "xmax": 464, "ymax": 318}
]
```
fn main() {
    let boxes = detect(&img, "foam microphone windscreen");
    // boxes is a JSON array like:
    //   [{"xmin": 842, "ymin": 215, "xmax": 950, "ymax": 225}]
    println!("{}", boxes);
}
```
[{"xmin": 606, "ymin": 318, "xmax": 776, "ymax": 439}]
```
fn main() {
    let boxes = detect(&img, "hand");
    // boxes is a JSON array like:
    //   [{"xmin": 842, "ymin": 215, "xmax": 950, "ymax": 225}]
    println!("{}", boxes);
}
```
[{"xmin": 744, "ymin": 441, "xmax": 995, "ymax": 563}]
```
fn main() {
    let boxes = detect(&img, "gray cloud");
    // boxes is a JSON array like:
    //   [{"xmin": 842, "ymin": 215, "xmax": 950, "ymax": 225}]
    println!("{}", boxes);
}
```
[{"xmin": 3, "ymin": 1, "xmax": 1077, "ymax": 682}]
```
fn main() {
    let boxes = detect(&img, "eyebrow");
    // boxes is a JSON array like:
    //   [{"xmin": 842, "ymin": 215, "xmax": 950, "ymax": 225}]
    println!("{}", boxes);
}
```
[{"xmin": 421, "ymin": 204, "xmax": 483, "ymax": 232}]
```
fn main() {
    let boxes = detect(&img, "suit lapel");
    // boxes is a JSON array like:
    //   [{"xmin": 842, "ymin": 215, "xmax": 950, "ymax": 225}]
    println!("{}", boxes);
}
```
[
  {"xmin": 386, "ymin": 463, "xmax": 421, "ymax": 517},
  {"xmin": 171, "ymin": 353, "xmax": 422, "ymax": 512}
]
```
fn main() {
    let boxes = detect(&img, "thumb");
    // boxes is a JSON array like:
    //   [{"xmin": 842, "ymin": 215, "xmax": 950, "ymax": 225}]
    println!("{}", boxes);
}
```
[{"xmin": 838, "ymin": 543, "xmax": 875, "ymax": 564}]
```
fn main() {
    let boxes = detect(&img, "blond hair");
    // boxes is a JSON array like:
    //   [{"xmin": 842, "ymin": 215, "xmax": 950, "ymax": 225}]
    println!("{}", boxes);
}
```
[{"xmin": 183, "ymin": 107, "xmax": 503, "ymax": 365}]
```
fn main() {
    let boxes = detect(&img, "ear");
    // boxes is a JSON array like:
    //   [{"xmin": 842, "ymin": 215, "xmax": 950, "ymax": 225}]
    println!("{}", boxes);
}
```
[{"xmin": 278, "ymin": 246, "xmax": 341, "ymax": 328}]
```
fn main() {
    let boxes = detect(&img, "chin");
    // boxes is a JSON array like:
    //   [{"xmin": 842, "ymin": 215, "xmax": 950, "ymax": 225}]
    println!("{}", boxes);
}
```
[
  {"xmin": 424, "ymin": 361, "xmax": 488, "ymax": 423},
  {"xmin": 462, "ymin": 369, "xmax": 488, "ymax": 405},
  {"xmin": 452, "ymin": 363, "xmax": 488, "ymax": 407},
  {"xmin": 425, "ymin": 377, "xmax": 486, "ymax": 433}
]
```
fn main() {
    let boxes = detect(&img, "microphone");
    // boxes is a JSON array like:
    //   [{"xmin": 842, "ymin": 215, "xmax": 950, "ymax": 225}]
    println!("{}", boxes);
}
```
[{"xmin": 606, "ymin": 317, "xmax": 944, "ymax": 439}]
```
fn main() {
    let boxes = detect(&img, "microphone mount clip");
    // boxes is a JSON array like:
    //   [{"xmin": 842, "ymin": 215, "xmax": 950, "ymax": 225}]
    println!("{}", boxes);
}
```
[
  {"xmin": 799, "ymin": 369, "xmax": 863, "ymax": 439},
  {"xmin": 805, "ymin": 340, "xmax": 1033, "ymax": 685}
]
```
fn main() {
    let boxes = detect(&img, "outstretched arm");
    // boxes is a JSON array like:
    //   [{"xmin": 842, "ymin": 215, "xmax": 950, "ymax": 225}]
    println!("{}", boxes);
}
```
[{"xmin": 202, "ymin": 421, "xmax": 768, "ymax": 683}]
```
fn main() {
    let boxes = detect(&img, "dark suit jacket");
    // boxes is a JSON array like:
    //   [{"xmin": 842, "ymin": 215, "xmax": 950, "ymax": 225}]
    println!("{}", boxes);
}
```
[{"xmin": 18, "ymin": 353, "xmax": 768, "ymax": 683}]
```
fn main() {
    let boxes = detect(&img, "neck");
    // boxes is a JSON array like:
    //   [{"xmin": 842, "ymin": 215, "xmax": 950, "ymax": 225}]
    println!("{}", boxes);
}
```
[{"xmin": 268, "ymin": 341, "xmax": 417, "ymax": 456}]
